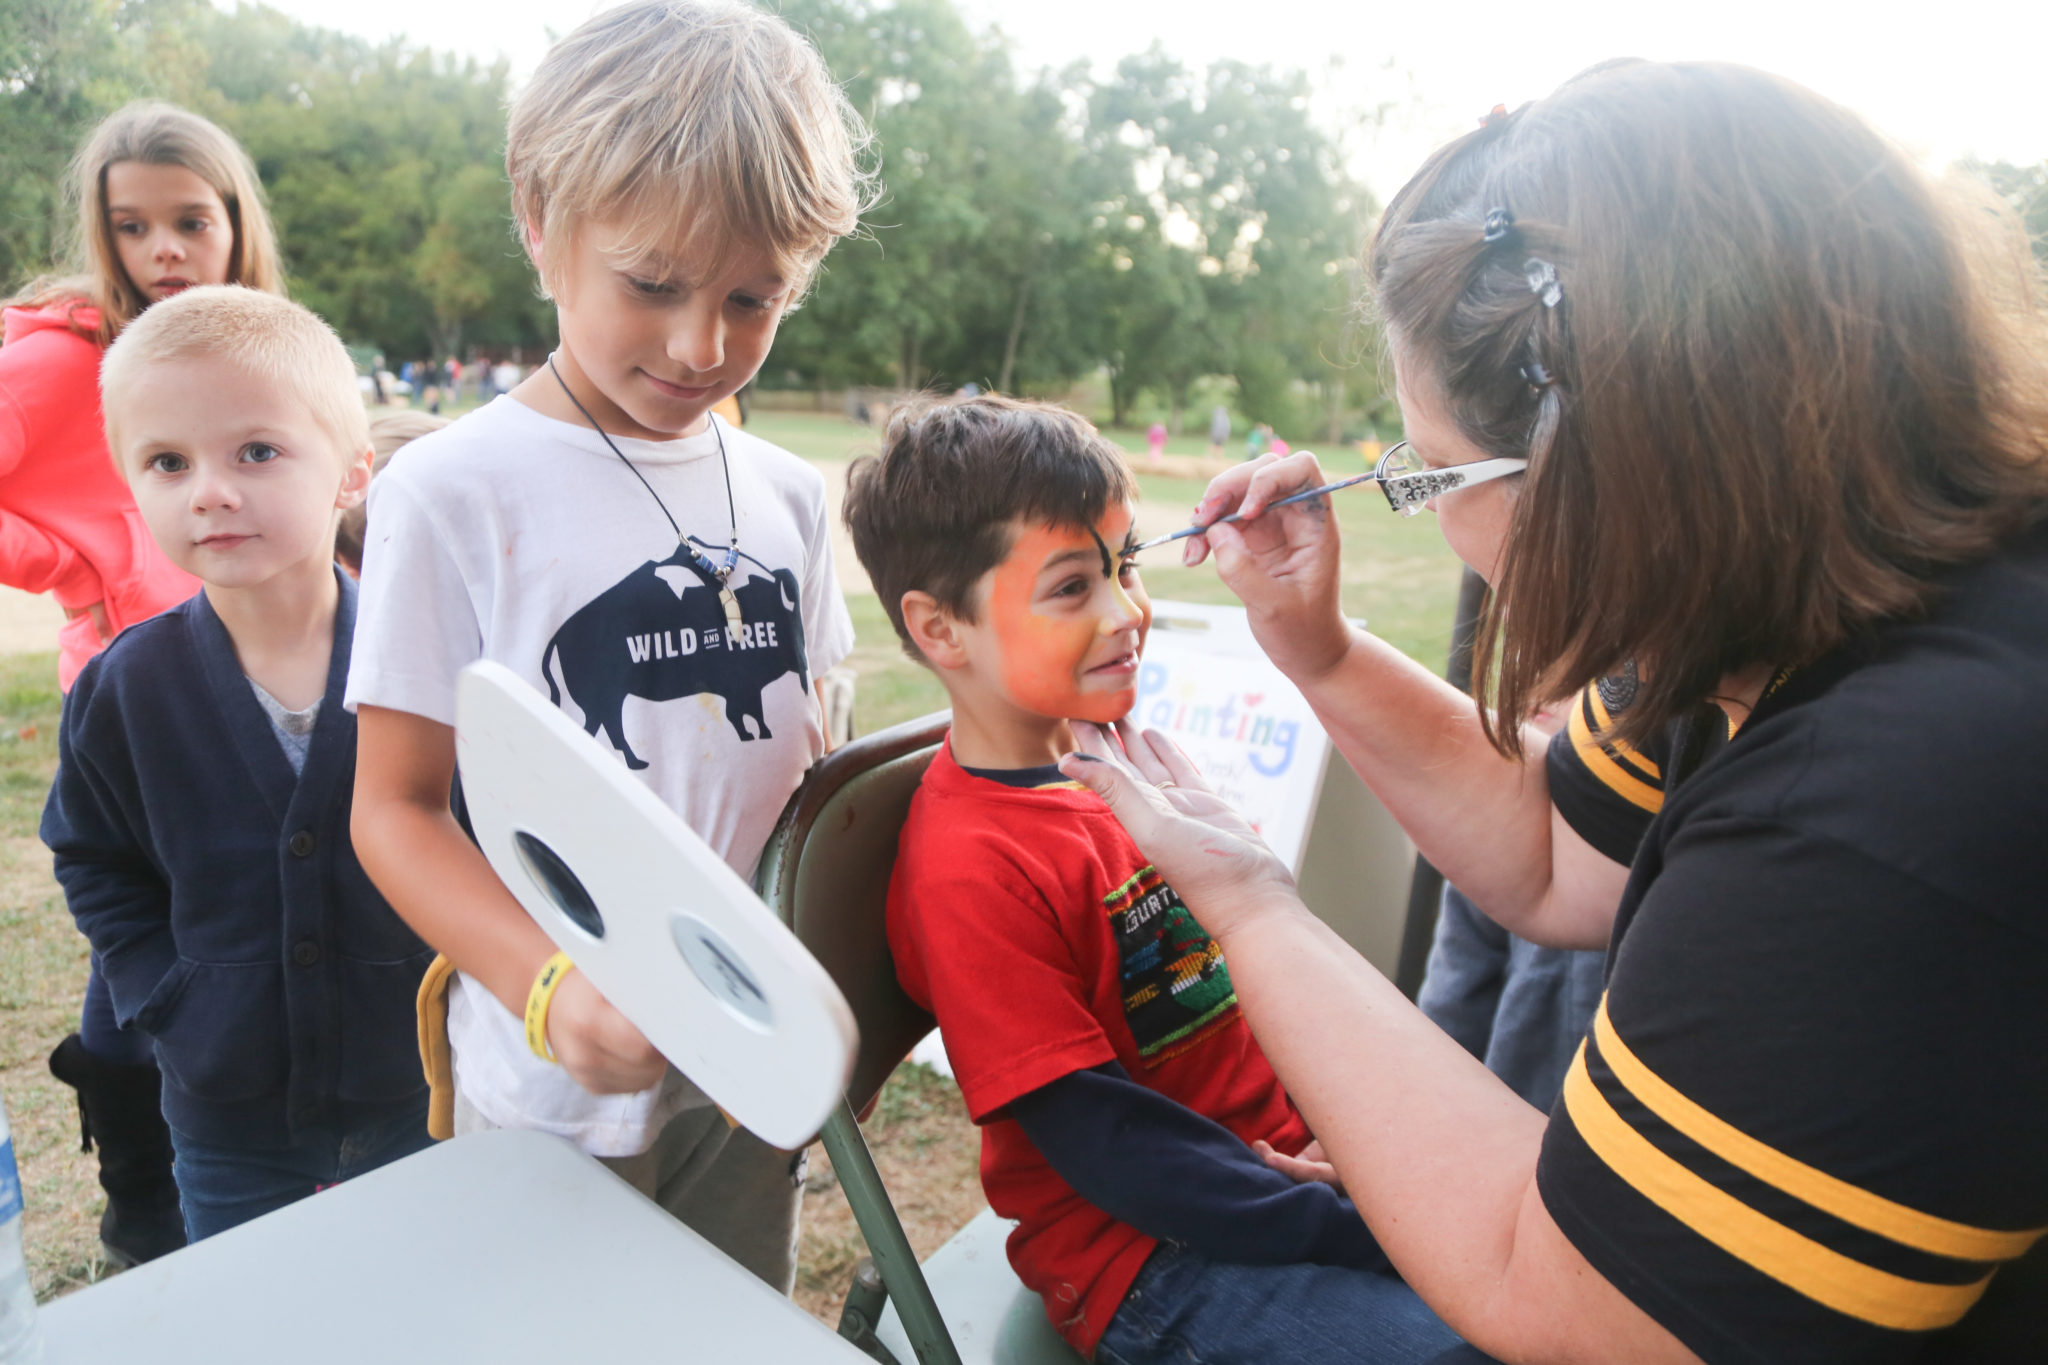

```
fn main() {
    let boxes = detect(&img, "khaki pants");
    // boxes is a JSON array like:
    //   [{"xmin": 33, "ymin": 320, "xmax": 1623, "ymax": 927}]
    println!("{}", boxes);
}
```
[{"xmin": 452, "ymin": 1092, "xmax": 805, "ymax": 1293}]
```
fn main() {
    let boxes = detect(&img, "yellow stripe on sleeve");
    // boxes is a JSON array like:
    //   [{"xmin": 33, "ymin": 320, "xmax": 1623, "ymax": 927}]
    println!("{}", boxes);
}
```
[
  {"xmin": 1592, "ymin": 1003, "xmax": 2047, "ymax": 1264},
  {"xmin": 1568, "ymin": 701, "xmax": 1664, "ymax": 813},
  {"xmin": 1562, "ymin": 1047, "xmax": 1996, "ymax": 1332},
  {"xmin": 1586, "ymin": 689, "xmax": 1662, "ymax": 779}
]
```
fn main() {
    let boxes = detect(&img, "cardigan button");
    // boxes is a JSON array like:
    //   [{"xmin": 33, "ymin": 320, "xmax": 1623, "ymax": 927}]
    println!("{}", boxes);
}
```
[
  {"xmin": 289, "ymin": 830, "xmax": 316, "ymax": 858},
  {"xmin": 292, "ymin": 940, "xmax": 321, "ymax": 967}
]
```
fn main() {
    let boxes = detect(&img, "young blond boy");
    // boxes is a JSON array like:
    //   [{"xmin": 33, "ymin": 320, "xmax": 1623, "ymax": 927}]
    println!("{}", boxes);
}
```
[
  {"xmin": 346, "ymin": 0, "xmax": 867, "ymax": 1288},
  {"xmin": 844, "ymin": 396, "xmax": 1452, "ymax": 1364},
  {"xmin": 43, "ymin": 286, "xmax": 435, "ymax": 1242}
]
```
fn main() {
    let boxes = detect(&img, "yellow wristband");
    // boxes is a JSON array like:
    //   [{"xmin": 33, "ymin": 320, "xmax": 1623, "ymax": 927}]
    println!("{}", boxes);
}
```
[{"xmin": 524, "ymin": 951, "xmax": 574, "ymax": 1063}]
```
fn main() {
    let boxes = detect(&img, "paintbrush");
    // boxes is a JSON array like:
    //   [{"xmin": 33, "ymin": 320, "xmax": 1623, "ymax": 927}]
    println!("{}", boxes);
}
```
[{"xmin": 1128, "ymin": 469, "xmax": 1383, "ymax": 555}]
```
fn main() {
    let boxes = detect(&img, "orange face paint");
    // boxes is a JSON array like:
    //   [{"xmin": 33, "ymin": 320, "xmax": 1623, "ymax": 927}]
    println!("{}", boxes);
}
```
[{"xmin": 984, "ymin": 506, "xmax": 1150, "ymax": 724}]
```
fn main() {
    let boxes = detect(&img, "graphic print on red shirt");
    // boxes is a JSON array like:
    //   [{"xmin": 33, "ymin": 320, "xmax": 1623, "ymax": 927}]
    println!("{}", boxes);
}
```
[
  {"xmin": 1107, "ymin": 864, "xmax": 1237, "ymax": 1066},
  {"xmin": 887, "ymin": 741, "xmax": 1311, "ymax": 1355}
]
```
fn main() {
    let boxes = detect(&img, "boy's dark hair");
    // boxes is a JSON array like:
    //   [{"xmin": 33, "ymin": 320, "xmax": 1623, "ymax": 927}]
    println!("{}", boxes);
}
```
[{"xmin": 844, "ymin": 395, "xmax": 1138, "ymax": 660}]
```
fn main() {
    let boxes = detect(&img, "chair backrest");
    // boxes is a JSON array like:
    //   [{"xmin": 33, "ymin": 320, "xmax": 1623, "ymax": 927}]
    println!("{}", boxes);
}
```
[{"xmin": 756, "ymin": 711, "xmax": 950, "ymax": 1113}]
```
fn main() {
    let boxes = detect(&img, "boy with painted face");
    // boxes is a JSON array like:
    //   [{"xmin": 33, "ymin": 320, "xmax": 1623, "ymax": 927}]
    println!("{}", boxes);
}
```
[{"xmin": 847, "ymin": 396, "xmax": 1420, "ymax": 1365}]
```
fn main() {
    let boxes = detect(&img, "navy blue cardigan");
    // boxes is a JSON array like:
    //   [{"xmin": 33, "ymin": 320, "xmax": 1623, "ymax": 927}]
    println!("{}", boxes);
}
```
[{"xmin": 41, "ymin": 573, "xmax": 431, "ymax": 1147}]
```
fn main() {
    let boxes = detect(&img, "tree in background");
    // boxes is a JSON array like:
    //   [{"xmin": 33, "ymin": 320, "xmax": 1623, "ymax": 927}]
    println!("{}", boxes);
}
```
[
  {"xmin": 1964, "ymin": 160, "xmax": 2047, "ymax": 268},
  {"xmin": 0, "ymin": 0, "xmax": 209, "ymax": 289},
  {"xmin": 0, "ymin": 2, "xmax": 550, "ymax": 363},
  {"xmin": 770, "ymin": 0, "xmax": 1104, "ymax": 396},
  {"xmin": 6, "ymin": 2, "xmax": 2039, "ymax": 441},
  {"xmin": 195, "ymin": 7, "xmax": 550, "ymax": 361},
  {"xmin": 772, "ymin": 6, "xmax": 1384, "ymax": 435}
]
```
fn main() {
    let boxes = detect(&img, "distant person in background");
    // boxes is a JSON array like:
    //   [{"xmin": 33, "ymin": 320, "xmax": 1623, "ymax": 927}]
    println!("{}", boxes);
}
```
[
  {"xmin": 1147, "ymin": 420, "xmax": 1167, "ymax": 466},
  {"xmin": 2, "ymin": 99, "xmax": 285, "ymax": 1270},
  {"xmin": 1207, "ymin": 404, "xmax": 1231, "ymax": 458},
  {"xmin": 1243, "ymin": 422, "xmax": 1270, "ymax": 460},
  {"xmin": 492, "ymin": 357, "xmax": 520, "ymax": 398},
  {"xmin": 335, "ymin": 410, "xmax": 450, "ymax": 578},
  {"xmin": 1269, "ymin": 436, "xmax": 1290, "ymax": 458}
]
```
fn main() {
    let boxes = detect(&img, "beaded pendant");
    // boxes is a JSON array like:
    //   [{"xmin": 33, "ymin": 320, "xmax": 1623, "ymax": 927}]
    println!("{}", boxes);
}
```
[{"xmin": 692, "ymin": 540, "xmax": 744, "ymax": 628}]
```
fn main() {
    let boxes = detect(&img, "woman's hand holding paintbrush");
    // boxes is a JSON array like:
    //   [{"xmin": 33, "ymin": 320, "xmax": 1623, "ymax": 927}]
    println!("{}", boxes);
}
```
[
  {"xmin": 1129, "ymin": 455, "xmax": 1381, "ymax": 555},
  {"xmin": 1159, "ymin": 450, "xmax": 1356, "ymax": 683}
]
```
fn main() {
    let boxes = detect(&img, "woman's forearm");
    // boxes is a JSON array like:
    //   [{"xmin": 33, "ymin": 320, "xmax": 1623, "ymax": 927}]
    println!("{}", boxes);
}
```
[
  {"xmin": 1217, "ymin": 900, "xmax": 1697, "ymax": 1364},
  {"xmin": 1219, "ymin": 897, "xmax": 1545, "ymax": 1294},
  {"xmin": 1289, "ymin": 625, "xmax": 1613, "ymax": 946}
]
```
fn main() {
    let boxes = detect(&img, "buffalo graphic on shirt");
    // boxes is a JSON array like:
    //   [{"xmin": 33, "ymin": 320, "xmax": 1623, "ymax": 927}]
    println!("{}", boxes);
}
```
[
  {"xmin": 540, "ymin": 540, "xmax": 810, "ymax": 769},
  {"xmin": 1105, "ymin": 865, "xmax": 1239, "ymax": 1065}
]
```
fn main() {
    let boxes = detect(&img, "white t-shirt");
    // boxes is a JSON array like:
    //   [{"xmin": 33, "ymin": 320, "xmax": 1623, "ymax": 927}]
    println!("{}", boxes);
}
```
[{"xmin": 346, "ymin": 396, "xmax": 854, "ymax": 1155}]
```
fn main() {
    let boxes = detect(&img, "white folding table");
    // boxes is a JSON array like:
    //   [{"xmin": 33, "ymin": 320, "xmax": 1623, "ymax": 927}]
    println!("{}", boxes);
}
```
[{"xmin": 41, "ymin": 1129, "xmax": 867, "ymax": 1363}]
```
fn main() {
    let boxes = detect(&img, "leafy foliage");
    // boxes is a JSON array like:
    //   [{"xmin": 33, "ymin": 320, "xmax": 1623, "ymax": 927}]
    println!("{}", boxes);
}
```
[{"xmin": 0, "ymin": 0, "xmax": 1412, "ymax": 433}]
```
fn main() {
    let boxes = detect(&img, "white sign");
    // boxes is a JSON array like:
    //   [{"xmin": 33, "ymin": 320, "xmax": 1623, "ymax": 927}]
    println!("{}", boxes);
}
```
[{"xmin": 1132, "ymin": 600, "xmax": 1337, "ymax": 872}]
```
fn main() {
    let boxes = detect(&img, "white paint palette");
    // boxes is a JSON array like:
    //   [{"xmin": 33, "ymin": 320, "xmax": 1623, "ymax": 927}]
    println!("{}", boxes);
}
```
[{"xmin": 454, "ymin": 661, "xmax": 857, "ymax": 1150}]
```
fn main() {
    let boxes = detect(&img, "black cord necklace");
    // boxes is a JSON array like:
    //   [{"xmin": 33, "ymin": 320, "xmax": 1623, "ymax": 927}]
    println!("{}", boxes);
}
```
[{"xmin": 548, "ymin": 354, "xmax": 743, "ymax": 627}]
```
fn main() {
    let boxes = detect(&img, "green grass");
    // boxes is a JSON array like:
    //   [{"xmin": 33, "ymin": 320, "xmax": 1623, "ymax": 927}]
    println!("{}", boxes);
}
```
[
  {"xmin": 745, "ymin": 410, "xmax": 884, "ymax": 464},
  {"xmin": 843, "ymin": 594, "xmax": 949, "ymax": 736},
  {"xmin": 0, "ymin": 652, "xmax": 117, "ymax": 1302},
  {"xmin": 0, "ymin": 662, "xmax": 62, "ymax": 842}
]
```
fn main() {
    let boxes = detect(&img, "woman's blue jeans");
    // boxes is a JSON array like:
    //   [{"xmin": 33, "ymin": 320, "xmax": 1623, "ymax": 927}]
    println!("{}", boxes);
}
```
[
  {"xmin": 169, "ymin": 1101, "xmax": 435, "ymax": 1243},
  {"xmin": 1095, "ymin": 1242, "xmax": 1499, "ymax": 1365}
]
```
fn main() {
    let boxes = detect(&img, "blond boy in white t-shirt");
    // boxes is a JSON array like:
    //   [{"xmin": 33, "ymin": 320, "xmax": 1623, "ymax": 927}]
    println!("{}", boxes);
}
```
[{"xmin": 346, "ymin": 0, "xmax": 870, "ymax": 1289}]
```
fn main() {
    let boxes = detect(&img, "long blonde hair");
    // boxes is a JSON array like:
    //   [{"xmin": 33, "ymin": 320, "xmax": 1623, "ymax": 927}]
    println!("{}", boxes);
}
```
[{"xmin": 10, "ymin": 101, "xmax": 285, "ymax": 345}]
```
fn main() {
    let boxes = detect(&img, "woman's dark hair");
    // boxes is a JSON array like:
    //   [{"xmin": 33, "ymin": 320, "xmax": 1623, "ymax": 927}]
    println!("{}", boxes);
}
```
[{"xmin": 1371, "ymin": 61, "xmax": 2048, "ymax": 756}]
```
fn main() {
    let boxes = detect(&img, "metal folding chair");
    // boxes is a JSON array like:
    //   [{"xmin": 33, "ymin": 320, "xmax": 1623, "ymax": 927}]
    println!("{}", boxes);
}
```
[{"xmin": 755, "ymin": 712, "xmax": 1081, "ymax": 1365}]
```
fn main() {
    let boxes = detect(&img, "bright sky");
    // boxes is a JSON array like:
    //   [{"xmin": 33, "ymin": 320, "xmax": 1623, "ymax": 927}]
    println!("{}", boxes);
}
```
[{"xmin": 253, "ymin": 0, "xmax": 2048, "ymax": 197}]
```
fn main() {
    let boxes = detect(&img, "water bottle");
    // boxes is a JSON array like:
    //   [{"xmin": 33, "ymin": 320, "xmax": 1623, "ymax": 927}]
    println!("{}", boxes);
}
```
[{"xmin": 0, "ymin": 1089, "xmax": 45, "ymax": 1363}]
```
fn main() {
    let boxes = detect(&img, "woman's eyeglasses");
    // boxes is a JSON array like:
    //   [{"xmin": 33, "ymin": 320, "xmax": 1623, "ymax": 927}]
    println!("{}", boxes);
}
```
[
  {"xmin": 1128, "ymin": 440, "xmax": 1530, "ymax": 554},
  {"xmin": 1371, "ymin": 441, "xmax": 1529, "ymax": 516}
]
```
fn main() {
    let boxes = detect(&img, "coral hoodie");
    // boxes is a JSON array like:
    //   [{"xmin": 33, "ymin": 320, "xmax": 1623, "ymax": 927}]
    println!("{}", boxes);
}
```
[{"xmin": 0, "ymin": 302, "xmax": 200, "ymax": 689}]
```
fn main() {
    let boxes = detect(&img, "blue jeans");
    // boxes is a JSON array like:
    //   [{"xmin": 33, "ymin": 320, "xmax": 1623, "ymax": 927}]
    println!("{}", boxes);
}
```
[
  {"xmin": 170, "ymin": 1102, "xmax": 435, "ymax": 1242},
  {"xmin": 1096, "ymin": 1243, "xmax": 1492, "ymax": 1365}
]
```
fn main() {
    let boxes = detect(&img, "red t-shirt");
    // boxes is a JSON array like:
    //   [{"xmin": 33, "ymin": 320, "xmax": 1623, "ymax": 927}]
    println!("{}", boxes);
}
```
[{"xmin": 888, "ymin": 741, "xmax": 1312, "ymax": 1355}]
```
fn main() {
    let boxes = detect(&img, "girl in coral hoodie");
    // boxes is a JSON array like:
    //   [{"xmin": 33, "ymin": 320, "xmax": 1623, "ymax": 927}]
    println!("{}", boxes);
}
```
[{"xmin": 3, "ymin": 100, "xmax": 284, "ymax": 1270}]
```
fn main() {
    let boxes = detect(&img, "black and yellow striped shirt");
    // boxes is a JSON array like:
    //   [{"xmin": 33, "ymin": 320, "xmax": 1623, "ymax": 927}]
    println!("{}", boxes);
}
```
[{"xmin": 1537, "ymin": 526, "xmax": 2048, "ymax": 1361}]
